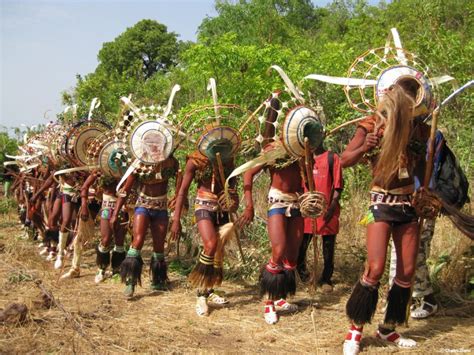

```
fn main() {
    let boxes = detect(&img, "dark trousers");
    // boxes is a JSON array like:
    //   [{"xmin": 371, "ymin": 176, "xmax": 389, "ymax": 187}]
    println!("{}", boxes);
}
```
[{"xmin": 297, "ymin": 233, "xmax": 336, "ymax": 284}]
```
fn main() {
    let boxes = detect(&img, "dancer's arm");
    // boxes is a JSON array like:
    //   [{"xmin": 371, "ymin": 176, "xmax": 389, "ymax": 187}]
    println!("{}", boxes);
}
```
[
  {"xmin": 30, "ymin": 173, "xmax": 54, "ymax": 203},
  {"xmin": 237, "ymin": 165, "xmax": 265, "ymax": 227},
  {"xmin": 110, "ymin": 174, "xmax": 136, "ymax": 229},
  {"xmin": 170, "ymin": 159, "xmax": 196, "ymax": 240},
  {"xmin": 341, "ymin": 128, "xmax": 379, "ymax": 168},
  {"xmin": 79, "ymin": 173, "xmax": 98, "ymax": 221}
]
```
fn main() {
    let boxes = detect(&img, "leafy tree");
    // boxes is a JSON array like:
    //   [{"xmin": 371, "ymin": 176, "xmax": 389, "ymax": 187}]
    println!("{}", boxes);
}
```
[
  {"xmin": 64, "ymin": 19, "xmax": 180, "ymax": 120},
  {"xmin": 198, "ymin": 0, "xmax": 317, "ymax": 47},
  {"xmin": 98, "ymin": 19, "xmax": 179, "ymax": 80}
]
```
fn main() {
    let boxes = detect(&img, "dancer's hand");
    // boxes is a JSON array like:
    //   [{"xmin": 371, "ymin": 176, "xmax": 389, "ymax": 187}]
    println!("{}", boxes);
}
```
[
  {"xmin": 170, "ymin": 219, "xmax": 181, "ymax": 241},
  {"xmin": 80, "ymin": 203, "xmax": 89, "ymax": 221},
  {"xmin": 237, "ymin": 206, "xmax": 254, "ymax": 227},
  {"xmin": 362, "ymin": 133, "xmax": 379, "ymax": 152},
  {"xmin": 109, "ymin": 215, "xmax": 118, "ymax": 230}
]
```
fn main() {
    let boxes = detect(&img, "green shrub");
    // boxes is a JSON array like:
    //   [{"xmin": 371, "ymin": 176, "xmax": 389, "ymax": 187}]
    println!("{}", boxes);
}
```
[{"xmin": 0, "ymin": 198, "xmax": 17, "ymax": 214}]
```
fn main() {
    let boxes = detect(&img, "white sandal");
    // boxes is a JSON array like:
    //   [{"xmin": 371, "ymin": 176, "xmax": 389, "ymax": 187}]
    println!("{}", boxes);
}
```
[
  {"xmin": 196, "ymin": 296, "xmax": 209, "ymax": 317},
  {"xmin": 54, "ymin": 255, "xmax": 63, "ymax": 269},
  {"xmin": 376, "ymin": 329, "xmax": 417, "ymax": 348},
  {"xmin": 343, "ymin": 326, "xmax": 363, "ymax": 355},
  {"xmin": 60, "ymin": 268, "xmax": 80, "ymax": 280},
  {"xmin": 411, "ymin": 301, "xmax": 438, "ymax": 319},
  {"xmin": 94, "ymin": 269, "xmax": 106, "ymax": 284},
  {"xmin": 343, "ymin": 340, "xmax": 360, "ymax": 355},
  {"xmin": 274, "ymin": 299, "xmax": 298, "ymax": 313},
  {"xmin": 208, "ymin": 292, "xmax": 229, "ymax": 305},
  {"xmin": 264, "ymin": 303, "xmax": 278, "ymax": 325}
]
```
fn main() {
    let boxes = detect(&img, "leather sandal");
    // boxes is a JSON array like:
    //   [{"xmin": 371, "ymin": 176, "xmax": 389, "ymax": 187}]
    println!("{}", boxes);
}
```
[
  {"xmin": 208, "ymin": 292, "xmax": 229, "ymax": 305},
  {"xmin": 264, "ymin": 303, "xmax": 278, "ymax": 325},
  {"xmin": 95, "ymin": 269, "xmax": 106, "ymax": 284},
  {"xmin": 375, "ymin": 329, "xmax": 416, "ymax": 348},
  {"xmin": 411, "ymin": 300, "xmax": 438, "ymax": 319},
  {"xmin": 343, "ymin": 326, "xmax": 363, "ymax": 355},
  {"xmin": 196, "ymin": 296, "xmax": 209, "ymax": 317},
  {"xmin": 60, "ymin": 268, "xmax": 80, "ymax": 280},
  {"xmin": 274, "ymin": 299, "xmax": 298, "ymax": 313}
]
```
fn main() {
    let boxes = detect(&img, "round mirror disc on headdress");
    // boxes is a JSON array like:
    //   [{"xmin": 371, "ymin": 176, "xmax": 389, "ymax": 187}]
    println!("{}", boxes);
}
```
[
  {"xmin": 99, "ymin": 141, "xmax": 128, "ymax": 178},
  {"xmin": 71, "ymin": 126, "xmax": 107, "ymax": 166},
  {"xmin": 282, "ymin": 106, "xmax": 324, "ymax": 158},
  {"xmin": 376, "ymin": 65, "xmax": 434, "ymax": 116},
  {"xmin": 197, "ymin": 126, "xmax": 241, "ymax": 162},
  {"xmin": 129, "ymin": 121, "xmax": 174, "ymax": 164}
]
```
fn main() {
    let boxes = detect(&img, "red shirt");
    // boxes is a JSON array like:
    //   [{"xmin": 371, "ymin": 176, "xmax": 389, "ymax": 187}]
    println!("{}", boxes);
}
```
[{"xmin": 303, "ymin": 151, "xmax": 344, "ymax": 235}]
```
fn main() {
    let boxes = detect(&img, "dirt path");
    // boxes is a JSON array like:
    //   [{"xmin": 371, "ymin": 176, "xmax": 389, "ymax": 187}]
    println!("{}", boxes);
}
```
[{"xmin": 1, "ymin": 217, "xmax": 473, "ymax": 354}]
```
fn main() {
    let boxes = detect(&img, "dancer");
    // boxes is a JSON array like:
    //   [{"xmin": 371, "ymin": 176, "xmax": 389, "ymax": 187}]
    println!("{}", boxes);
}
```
[
  {"xmin": 341, "ymin": 84, "xmax": 429, "ymax": 353},
  {"xmin": 304, "ymin": 28, "xmax": 459, "ymax": 353},
  {"xmin": 171, "ymin": 79, "xmax": 243, "ymax": 316},
  {"xmin": 235, "ymin": 67, "xmax": 325, "ymax": 324},
  {"xmin": 112, "ymin": 89, "xmax": 181, "ymax": 298},
  {"xmin": 171, "ymin": 136, "xmax": 239, "ymax": 315}
]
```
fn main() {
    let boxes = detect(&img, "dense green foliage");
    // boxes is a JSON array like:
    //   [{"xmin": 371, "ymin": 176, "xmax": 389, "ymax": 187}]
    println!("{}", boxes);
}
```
[{"xmin": 64, "ymin": 0, "xmax": 474, "ymax": 186}]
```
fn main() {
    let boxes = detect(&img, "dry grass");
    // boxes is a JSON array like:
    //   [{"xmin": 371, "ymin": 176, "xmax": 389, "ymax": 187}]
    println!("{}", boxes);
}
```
[{"xmin": 0, "ymin": 192, "xmax": 473, "ymax": 354}]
